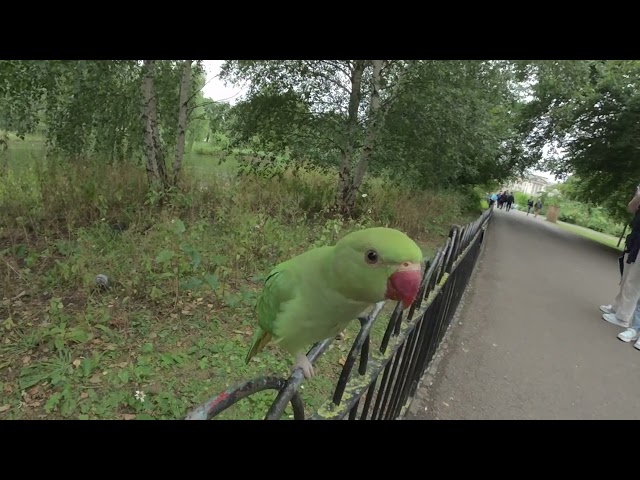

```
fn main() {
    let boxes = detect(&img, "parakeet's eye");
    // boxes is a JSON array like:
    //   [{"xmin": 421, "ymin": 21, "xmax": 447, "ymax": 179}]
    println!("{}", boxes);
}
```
[{"xmin": 365, "ymin": 250, "xmax": 378, "ymax": 264}]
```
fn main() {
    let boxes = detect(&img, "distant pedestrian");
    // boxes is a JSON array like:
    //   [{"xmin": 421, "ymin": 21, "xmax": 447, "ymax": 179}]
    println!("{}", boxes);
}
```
[
  {"xmin": 526, "ymin": 198, "xmax": 534, "ymax": 216},
  {"xmin": 533, "ymin": 199, "xmax": 542, "ymax": 218},
  {"xmin": 498, "ymin": 192, "xmax": 507, "ymax": 209},
  {"xmin": 505, "ymin": 192, "xmax": 515, "ymax": 212}
]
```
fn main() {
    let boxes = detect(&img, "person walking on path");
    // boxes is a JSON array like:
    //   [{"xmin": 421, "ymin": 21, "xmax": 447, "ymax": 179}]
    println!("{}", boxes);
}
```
[
  {"xmin": 533, "ymin": 199, "xmax": 542, "ymax": 218},
  {"xmin": 526, "ymin": 197, "xmax": 534, "ymax": 216},
  {"xmin": 506, "ymin": 192, "xmax": 515, "ymax": 211},
  {"xmin": 600, "ymin": 187, "xmax": 640, "ymax": 329}
]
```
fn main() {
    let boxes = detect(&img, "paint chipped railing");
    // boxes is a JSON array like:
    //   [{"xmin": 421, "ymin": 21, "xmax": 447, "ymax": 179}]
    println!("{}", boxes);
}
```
[{"xmin": 185, "ymin": 207, "xmax": 493, "ymax": 420}]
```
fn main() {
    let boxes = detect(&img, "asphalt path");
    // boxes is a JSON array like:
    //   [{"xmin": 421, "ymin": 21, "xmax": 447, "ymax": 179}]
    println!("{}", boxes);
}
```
[{"xmin": 406, "ymin": 207, "xmax": 640, "ymax": 420}]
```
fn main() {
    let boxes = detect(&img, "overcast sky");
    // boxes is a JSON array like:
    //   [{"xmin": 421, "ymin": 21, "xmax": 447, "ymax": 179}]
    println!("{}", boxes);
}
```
[
  {"xmin": 201, "ymin": 60, "xmax": 247, "ymax": 104},
  {"xmin": 200, "ymin": 60, "xmax": 556, "ymax": 183}
]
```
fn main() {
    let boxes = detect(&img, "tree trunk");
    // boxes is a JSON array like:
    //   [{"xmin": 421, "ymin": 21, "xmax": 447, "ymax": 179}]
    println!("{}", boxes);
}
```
[
  {"xmin": 0, "ymin": 134, "xmax": 8, "ymax": 177},
  {"xmin": 140, "ymin": 60, "xmax": 168, "ymax": 189},
  {"xmin": 172, "ymin": 60, "xmax": 192, "ymax": 186},
  {"xmin": 337, "ymin": 60, "xmax": 365, "ymax": 216},
  {"xmin": 341, "ymin": 61, "xmax": 407, "ymax": 214},
  {"xmin": 346, "ymin": 60, "xmax": 384, "ymax": 210}
]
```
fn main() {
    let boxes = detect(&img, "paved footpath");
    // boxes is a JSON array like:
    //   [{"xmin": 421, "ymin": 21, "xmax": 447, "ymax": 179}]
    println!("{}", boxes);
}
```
[{"xmin": 406, "ymin": 207, "xmax": 640, "ymax": 420}]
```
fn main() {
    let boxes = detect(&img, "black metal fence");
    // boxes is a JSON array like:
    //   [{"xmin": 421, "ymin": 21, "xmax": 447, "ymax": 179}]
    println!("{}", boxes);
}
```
[{"xmin": 185, "ymin": 207, "xmax": 493, "ymax": 420}]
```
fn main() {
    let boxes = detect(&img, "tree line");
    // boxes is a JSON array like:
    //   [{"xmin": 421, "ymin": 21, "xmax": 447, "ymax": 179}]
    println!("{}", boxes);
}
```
[{"xmin": 0, "ymin": 60, "xmax": 637, "ymax": 220}]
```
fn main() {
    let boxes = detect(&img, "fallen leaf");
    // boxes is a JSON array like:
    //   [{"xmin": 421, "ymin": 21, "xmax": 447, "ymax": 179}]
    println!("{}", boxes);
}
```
[
  {"xmin": 80, "ymin": 392, "xmax": 89, "ymax": 399},
  {"xmin": 28, "ymin": 401, "xmax": 41, "ymax": 408},
  {"xmin": 122, "ymin": 414, "xmax": 136, "ymax": 420},
  {"xmin": 0, "ymin": 405, "xmax": 10, "ymax": 413},
  {"xmin": 105, "ymin": 344, "xmax": 117, "ymax": 351},
  {"xmin": 170, "ymin": 313, "xmax": 178, "ymax": 319},
  {"xmin": 338, "ymin": 358, "xmax": 346, "ymax": 366},
  {"xmin": 72, "ymin": 359, "xmax": 82, "ymax": 368},
  {"xmin": 232, "ymin": 329, "xmax": 245, "ymax": 335},
  {"xmin": 149, "ymin": 332, "xmax": 158, "ymax": 339},
  {"xmin": 207, "ymin": 304, "xmax": 214, "ymax": 308},
  {"xmin": 196, "ymin": 297, "xmax": 204, "ymax": 302},
  {"xmin": 22, "ymin": 356, "xmax": 31, "ymax": 365},
  {"xmin": 176, "ymin": 341, "xmax": 182, "ymax": 347},
  {"xmin": 89, "ymin": 374, "xmax": 102, "ymax": 384},
  {"xmin": 117, "ymin": 362, "xmax": 128, "ymax": 368}
]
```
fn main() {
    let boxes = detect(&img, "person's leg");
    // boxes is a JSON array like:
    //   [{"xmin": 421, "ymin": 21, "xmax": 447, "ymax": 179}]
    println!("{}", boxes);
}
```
[
  {"xmin": 617, "ymin": 298, "xmax": 640, "ymax": 342},
  {"xmin": 601, "ymin": 262, "xmax": 631, "ymax": 315},
  {"xmin": 603, "ymin": 261, "xmax": 640, "ymax": 328}
]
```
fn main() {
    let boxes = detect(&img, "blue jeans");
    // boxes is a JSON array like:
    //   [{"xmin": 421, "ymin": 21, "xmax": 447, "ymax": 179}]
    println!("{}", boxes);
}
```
[{"xmin": 633, "ymin": 300, "xmax": 640, "ymax": 330}]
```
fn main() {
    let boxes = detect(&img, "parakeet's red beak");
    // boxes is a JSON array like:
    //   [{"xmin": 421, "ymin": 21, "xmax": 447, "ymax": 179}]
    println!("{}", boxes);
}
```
[{"xmin": 386, "ymin": 263, "xmax": 422, "ymax": 309}]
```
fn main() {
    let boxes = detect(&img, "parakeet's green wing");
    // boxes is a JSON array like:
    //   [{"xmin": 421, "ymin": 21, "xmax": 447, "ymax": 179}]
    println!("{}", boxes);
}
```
[{"xmin": 245, "ymin": 267, "xmax": 298, "ymax": 364}]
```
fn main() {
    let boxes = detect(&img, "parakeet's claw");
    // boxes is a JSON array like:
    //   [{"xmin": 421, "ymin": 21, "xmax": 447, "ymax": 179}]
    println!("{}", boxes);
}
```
[{"xmin": 292, "ymin": 353, "xmax": 315, "ymax": 379}]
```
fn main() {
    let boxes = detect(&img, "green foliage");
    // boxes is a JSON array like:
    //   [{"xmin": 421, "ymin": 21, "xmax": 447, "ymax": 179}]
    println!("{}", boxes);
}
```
[
  {"xmin": 372, "ymin": 61, "xmax": 521, "ymax": 189},
  {"xmin": 0, "ymin": 60, "xmax": 206, "ymax": 172},
  {"xmin": 220, "ymin": 60, "xmax": 527, "ymax": 213},
  {"xmin": 516, "ymin": 60, "xmax": 640, "ymax": 222}
]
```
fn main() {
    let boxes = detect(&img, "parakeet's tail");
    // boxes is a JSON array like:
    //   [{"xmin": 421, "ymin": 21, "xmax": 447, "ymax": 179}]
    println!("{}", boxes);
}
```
[{"xmin": 245, "ymin": 327, "xmax": 273, "ymax": 364}]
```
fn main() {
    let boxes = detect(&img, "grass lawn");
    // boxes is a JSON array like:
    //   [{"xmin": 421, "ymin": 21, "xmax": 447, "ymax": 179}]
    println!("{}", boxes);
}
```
[{"xmin": 554, "ymin": 220, "xmax": 624, "ymax": 252}]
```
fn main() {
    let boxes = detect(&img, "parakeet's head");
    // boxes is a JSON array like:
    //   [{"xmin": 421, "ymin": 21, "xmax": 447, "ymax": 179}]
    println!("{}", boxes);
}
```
[{"xmin": 331, "ymin": 227, "xmax": 424, "ymax": 309}]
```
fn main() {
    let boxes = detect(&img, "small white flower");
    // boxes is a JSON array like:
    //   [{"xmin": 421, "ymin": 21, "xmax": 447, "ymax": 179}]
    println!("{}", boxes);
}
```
[
  {"xmin": 361, "ymin": 193, "xmax": 368, "ymax": 198},
  {"xmin": 367, "ymin": 209, "xmax": 372, "ymax": 214},
  {"xmin": 135, "ymin": 390, "xmax": 145, "ymax": 402}
]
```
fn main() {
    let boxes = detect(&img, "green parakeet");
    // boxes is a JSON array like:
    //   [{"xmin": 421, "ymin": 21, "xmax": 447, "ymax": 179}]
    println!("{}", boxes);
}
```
[{"xmin": 245, "ymin": 227, "xmax": 423, "ymax": 379}]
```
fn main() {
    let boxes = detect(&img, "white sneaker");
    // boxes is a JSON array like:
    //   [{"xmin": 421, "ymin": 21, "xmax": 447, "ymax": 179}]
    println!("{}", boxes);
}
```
[
  {"xmin": 618, "ymin": 328, "xmax": 639, "ymax": 342},
  {"xmin": 634, "ymin": 338, "xmax": 640, "ymax": 350},
  {"xmin": 600, "ymin": 305, "xmax": 616, "ymax": 315},
  {"xmin": 602, "ymin": 313, "xmax": 630, "ymax": 328}
]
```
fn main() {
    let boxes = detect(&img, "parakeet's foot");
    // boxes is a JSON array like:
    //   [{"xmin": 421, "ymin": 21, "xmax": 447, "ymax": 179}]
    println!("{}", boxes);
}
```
[{"xmin": 292, "ymin": 353, "xmax": 315, "ymax": 379}]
